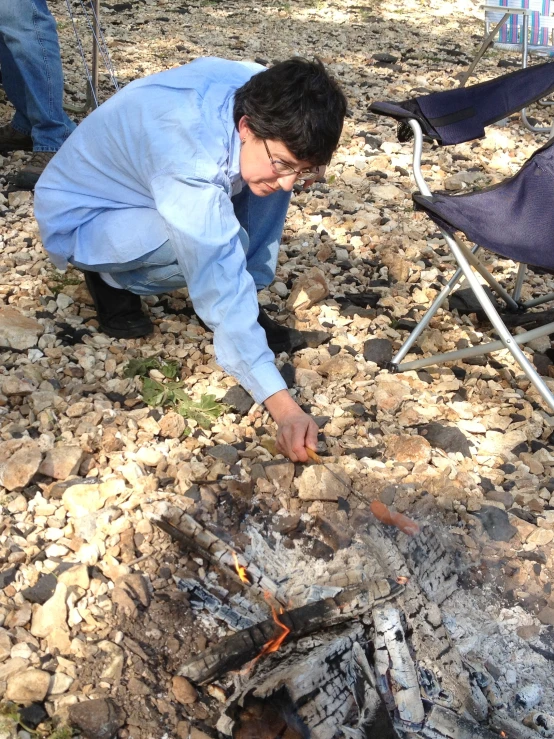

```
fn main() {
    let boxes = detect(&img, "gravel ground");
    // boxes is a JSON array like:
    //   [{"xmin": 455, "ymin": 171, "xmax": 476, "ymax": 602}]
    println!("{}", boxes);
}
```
[{"xmin": 0, "ymin": 0, "xmax": 554, "ymax": 737}]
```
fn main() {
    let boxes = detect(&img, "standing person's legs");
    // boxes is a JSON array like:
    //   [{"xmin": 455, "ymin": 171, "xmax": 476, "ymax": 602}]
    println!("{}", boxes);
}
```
[{"xmin": 0, "ymin": 0, "xmax": 76, "ymax": 152}]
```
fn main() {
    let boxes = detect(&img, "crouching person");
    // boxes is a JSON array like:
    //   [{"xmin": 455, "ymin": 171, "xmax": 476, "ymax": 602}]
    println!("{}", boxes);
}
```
[{"xmin": 34, "ymin": 56, "xmax": 347, "ymax": 462}]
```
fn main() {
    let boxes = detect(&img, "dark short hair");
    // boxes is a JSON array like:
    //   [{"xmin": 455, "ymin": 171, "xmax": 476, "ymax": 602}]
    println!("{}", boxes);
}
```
[{"xmin": 233, "ymin": 57, "xmax": 347, "ymax": 166}]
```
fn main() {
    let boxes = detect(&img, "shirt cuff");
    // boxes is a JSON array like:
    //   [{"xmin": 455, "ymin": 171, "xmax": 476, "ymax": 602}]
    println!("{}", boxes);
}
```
[{"xmin": 239, "ymin": 360, "xmax": 287, "ymax": 405}]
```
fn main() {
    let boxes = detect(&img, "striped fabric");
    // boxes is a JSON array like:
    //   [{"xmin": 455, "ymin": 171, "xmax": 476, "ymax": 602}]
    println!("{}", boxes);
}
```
[{"xmin": 486, "ymin": 0, "xmax": 553, "ymax": 48}]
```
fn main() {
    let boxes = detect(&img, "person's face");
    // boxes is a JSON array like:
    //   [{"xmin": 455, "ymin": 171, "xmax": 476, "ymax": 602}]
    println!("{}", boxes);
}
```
[{"xmin": 237, "ymin": 116, "xmax": 318, "ymax": 197}]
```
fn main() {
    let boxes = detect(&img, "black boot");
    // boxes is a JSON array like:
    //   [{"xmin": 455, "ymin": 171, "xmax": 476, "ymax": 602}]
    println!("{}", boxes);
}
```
[
  {"xmin": 84, "ymin": 271, "xmax": 153, "ymax": 339},
  {"xmin": 257, "ymin": 306, "xmax": 330, "ymax": 354}
]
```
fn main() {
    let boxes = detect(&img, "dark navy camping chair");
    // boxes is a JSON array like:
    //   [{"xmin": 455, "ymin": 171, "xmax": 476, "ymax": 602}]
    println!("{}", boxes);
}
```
[{"xmin": 369, "ymin": 62, "xmax": 554, "ymax": 412}]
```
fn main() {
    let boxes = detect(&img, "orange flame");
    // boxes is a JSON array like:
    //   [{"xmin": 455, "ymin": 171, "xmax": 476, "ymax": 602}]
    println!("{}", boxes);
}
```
[
  {"xmin": 235, "ymin": 593, "xmax": 291, "ymax": 676},
  {"xmin": 259, "ymin": 602, "xmax": 291, "ymax": 657},
  {"xmin": 232, "ymin": 552, "xmax": 250, "ymax": 584},
  {"xmin": 500, "ymin": 733, "xmax": 507, "ymax": 738},
  {"xmin": 396, "ymin": 576, "xmax": 409, "ymax": 585}
]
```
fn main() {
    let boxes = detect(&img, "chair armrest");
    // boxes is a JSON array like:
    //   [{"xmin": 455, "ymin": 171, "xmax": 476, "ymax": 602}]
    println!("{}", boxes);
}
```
[
  {"xmin": 373, "ymin": 63, "xmax": 554, "ymax": 146},
  {"xmin": 483, "ymin": 5, "xmax": 532, "ymax": 14}
]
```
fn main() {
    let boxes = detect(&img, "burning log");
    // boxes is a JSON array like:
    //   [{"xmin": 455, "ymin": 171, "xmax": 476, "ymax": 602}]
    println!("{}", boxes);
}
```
[
  {"xmin": 180, "ymin": 579, "xmax": 404, "ymax": 685},
  {"xmin": 217, "ymin": 626, "xmax": 399, "ymax": 739},
  {"xmin": 491, "ymin": 710, "xmax": 550, "ymax": 739},
  {"xmin": 372, "ymin": 604, "xmax": 425, "ymax": 730},
  {"xmin": 152, "ymin": 514, "xmax": 286, "ymax": 608}
]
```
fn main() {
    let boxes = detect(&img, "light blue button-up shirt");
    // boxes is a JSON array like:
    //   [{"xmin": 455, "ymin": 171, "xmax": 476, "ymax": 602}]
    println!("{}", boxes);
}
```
[{"xmin": 34, "ymin": 57, "xmax": 288, "ymax": 405}]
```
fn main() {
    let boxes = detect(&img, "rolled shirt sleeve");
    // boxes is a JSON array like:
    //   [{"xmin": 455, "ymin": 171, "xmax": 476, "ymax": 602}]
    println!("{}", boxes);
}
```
[{"xmin": 150, "ymin": 172, "xmax": 287, "ymax": 404}]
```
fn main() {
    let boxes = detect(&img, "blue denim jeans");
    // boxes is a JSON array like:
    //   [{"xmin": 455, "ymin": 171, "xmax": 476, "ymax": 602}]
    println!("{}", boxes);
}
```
[
  {"xmin": 71, "ymin": 185, "xmax": 292, "ymax": 295},
  {"xmin": 0, "ymin": 0, "xmax": 76, "ymax": 151}
]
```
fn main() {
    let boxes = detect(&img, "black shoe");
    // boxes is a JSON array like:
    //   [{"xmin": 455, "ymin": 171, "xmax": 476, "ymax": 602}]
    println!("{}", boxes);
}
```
[
  {"xmin": 257, "ymin": 306, "xmax": 330, "ymax": 354},
  {"xmin": 83, "ymin": 271, "xmax": 153, "ymax": 339},
  {"xmin": 0, "ymin": 123, "xmax": 33, "ymax": 155},
  {"xmin": 10, "ymin": 151, "xmax": 55, "ymax": 190}
]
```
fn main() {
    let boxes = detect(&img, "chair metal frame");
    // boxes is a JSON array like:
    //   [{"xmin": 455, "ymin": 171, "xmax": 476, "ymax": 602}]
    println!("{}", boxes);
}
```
[
  {"xmin": 460, "ymin": 3, "xmax": 554, "ymax": 134},
  {"xmin": 64, "ymin": 0, "xmax": 99, "ymax": 113},
  {"xmin": 389, "ymin": 119, "xmax": 554, "ymax": 413},
  {"xmin": 64, "ymin": 0, "xmax": 119, "ymax": 114}
]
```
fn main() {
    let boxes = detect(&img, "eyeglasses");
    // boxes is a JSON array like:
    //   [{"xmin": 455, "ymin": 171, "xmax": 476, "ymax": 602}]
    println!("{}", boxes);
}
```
[{"xmin": 263, "ymin": 139, "xmax": 320, "ymax": 181}]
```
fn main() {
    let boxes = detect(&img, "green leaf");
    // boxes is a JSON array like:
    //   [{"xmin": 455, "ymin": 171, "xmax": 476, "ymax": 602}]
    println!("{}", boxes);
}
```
[
  {"xmin": 177, "ymin": 393, "xmax": 225, "ymax": 429},
  {"xmin": 123, "ymin": 356, "xmax": 161, "ymax": 378},
  {"xmin": 159, "ymin": 360, "xmax": 180, "ymax": 379},
  {"xmin": 141, "ymin": 377, "xmax": 167, "ymax": 407}
]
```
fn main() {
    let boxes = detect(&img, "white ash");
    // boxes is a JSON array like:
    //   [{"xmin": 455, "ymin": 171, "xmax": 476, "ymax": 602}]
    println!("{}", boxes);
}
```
[{"xmin": 442, "ymin": 590, "xmax": 554, "ymax": 720}]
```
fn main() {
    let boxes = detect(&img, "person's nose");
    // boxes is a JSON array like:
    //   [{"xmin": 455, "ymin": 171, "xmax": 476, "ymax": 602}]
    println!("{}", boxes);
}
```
[{"xmin": 277, "ymin": 172, "xmax": 298, "ymax": 192}]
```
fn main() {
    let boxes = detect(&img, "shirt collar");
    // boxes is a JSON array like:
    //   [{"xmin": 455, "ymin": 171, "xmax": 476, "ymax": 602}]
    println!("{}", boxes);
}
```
[{"xmin": 227, "ymin": 96, "xmax": 242, "ymax": 182}]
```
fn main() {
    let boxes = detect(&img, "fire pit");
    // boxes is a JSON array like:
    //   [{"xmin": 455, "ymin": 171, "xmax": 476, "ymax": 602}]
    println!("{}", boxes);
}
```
[{"xmin": 148, "ymin": 497, "xmax": 554, "ymax": 738}]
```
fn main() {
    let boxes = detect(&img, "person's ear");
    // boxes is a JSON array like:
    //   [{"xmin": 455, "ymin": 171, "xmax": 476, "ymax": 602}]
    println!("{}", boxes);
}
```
[{"xmin": 238, "ymin": 116, "xmax": 252, "ymax": 142}]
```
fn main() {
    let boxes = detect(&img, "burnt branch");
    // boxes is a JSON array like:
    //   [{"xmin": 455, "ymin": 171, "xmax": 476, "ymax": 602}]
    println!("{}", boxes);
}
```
[{"xmin": 180, "ymin": 579, "xmax": 404, "ymax": 685}]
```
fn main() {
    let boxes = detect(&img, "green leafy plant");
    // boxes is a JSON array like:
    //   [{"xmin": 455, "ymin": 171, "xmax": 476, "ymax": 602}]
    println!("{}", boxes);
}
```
[
  {"xmin": 123, "ymin": 358, "xmax": 226, "ymax": 431},
  {"xmin": 0, "ymin": 702, "xmax": 74, "ymax": 738},
  {"xmin": 123, "ymin": 355, "xmax": 179, "ymax": 379},
  {"xmin": 47, "ymin": 727, "xmax": 74, "ymax": 739},
  {"xmin": 177, "ymin": 393, "xmax": 225, "ymax": 429}
]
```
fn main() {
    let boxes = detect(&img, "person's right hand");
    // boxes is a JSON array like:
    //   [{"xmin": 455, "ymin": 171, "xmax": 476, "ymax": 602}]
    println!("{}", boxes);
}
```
[{"xmin": 264, "ymin": 389, "xmax": 318, "ymax": 462}]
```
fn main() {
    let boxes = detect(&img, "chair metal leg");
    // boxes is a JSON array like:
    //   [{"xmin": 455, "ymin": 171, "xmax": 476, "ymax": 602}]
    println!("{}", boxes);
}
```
[
  {"xmin": 521, "ymin": 106, "xmax": 553, "ymax": 133},
  {"xmin": 522, "ymin": 291, "xmax": 554, "ymax": 309},
  {"xmin": 455, "ymin": 235, "xmax": 520, "ymax": 310},
  {"xmin": 442, "ymin": 231, "xmax": 554, "ymax": 411},
  {"xmin": 391, "ymin": 248, "xmax": 479, "ymax": 367},
  {"xmin": 513, "ymin": 264, "xmax": 527, "ymax": 303},
  {"xmin": 459, "ymin": 13, "xmax": 511, "ymax": 88},
  {"xmin": 522, "ymin": 14, "xmax": 529, "ymax": 69},
  {"xmin": 397, "ymin": 320, "xmax": 554, "ymax": 371},
  {"xmin": 63, "ymin": 0, "xmax": 100, "ymax": 114}
]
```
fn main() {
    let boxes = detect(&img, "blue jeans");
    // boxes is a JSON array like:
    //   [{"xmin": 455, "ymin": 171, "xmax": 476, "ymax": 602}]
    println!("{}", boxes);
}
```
[
  {"xmin": 0, "ymin": 0, "xmax": 76, "ymax": 151},
  {"xmin": 71, "ymin": 185, "xmax": 292, "ymax": 295}
]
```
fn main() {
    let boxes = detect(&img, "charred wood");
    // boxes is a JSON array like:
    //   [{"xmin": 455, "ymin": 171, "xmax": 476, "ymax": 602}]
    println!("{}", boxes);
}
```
[
  {"xmin": 491, "ymin": 709, "xmax": 550, "ymax": 739},
  {"xmin": 372, "ymin": 604, "xmax": 425, "ymax": 730},
  {"xmin": 231, "ymin": 691, "xmax": 310, "ymax": 739},
  {"xmin": 174, "ymin": 577, "xmax": 256, "ymax": 631},
  {"xmin": 180, "ymin": 579, "xmax": 404, "ymax": 685},
  {"xmin": 152, "ymin": 514, "xmax": 286, "ymax": 608},
  {"xmin": 422, "ymin": 705, "xmax": 503, "ymax": 739},
  {"xmin": 523, "ymin": 710, "xmax": 554, "ymax": 736},
  {"xmin": 341, "ymin": 641, "xmax": 399, "ymax": 739},
  {"xmin": 399, "ymin": 582, "xmax": 484, "ymax": 721},
  {"xmin": 396, "ymin": 523, "xmax": 458, "ymax": 605},
  {"xmin": 218, "ymin": 627, "xmax": 393, "ymax": 739}
]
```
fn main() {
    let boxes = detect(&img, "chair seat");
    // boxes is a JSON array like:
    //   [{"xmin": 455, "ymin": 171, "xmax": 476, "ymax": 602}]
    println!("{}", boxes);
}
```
[{"xmin": 413, "ymin": 138, "xmax": 554, "ymax": 270}]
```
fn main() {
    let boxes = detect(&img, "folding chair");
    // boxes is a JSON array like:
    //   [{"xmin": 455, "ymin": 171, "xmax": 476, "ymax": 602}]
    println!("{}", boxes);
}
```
[
  {"xmin": 369, "ymin": 63, "xmax": 554, "ymax": 413},
  {"xmin": 63, "ymin": 0, "xmax": 119, "ymax": 113},
  {"xmin": 460, "ymin": 1, "xmax": 554, "ymax": 133}
]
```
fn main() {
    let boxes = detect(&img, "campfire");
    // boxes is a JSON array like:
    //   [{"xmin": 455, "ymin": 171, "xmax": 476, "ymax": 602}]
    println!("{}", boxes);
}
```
[{"xmin": 151, "ymin": 504, "xmax": 553, "ymax": 739}]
